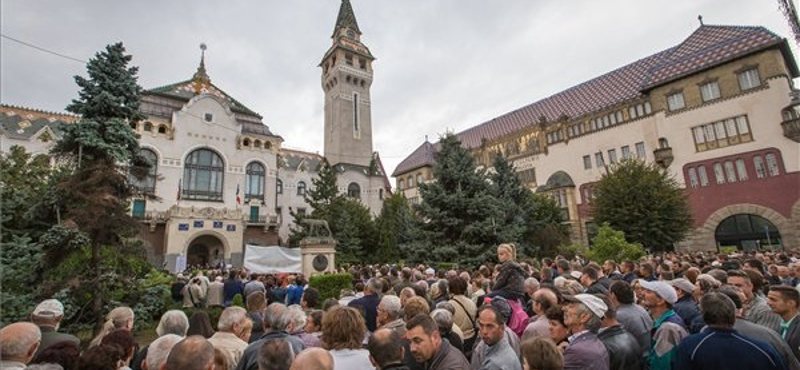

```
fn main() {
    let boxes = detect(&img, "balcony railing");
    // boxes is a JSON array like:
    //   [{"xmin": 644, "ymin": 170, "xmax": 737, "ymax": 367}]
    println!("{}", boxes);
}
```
[
  {"xmin": 782, "ymin": 118, "xmax": 800, "ymax": 143},
  {"xmin": 133, "ymin": 211, "xmax": 168, "ymax": 222},
  {"xmin": 653, "ymin": 147, "xmax": 674, "ymax": 168},
  {"xmin": 243, "ymin": 214, "xmax": 281, "ymax": 227}
]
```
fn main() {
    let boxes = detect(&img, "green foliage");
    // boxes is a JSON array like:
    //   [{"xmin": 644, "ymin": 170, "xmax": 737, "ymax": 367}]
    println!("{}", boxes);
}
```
[
  {"xmin": 0, "ymin": 146, "xmax": 55, "ymax": 242},
  {"xmin": 586, "ymin": 224, "xmax": 646, "ymax": 263},
  {"xmin": 592, "ymin": 159, "xmax": 693, "ymax": 251},
  {"xmin": 328, "ymin": 197, "xmax": 377, "ymax": 264},
  {"xmin": 288, "ymin": 159, "xmax": 339, "ymax": 246},
  {"xmin": 0, "ymin": 236, "xmax": 44, "ymax": 326},
  {"xmin": 308, "ymin": 274, "xmax": 353, "ymax": 303},
  {"xmin": 556, "ymin": 243, "xmax": 589, "ymax": 260},
  {"xmin": 374, "ymin": 193, "xmax": 414, "ymax": 263},
  {"xmin": 232, "ymin": 294, "xmax": 245, "ymax": 308}
]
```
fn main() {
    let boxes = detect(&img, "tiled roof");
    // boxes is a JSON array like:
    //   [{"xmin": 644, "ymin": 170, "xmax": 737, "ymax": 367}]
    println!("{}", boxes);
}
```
[
  {"xmin": 372, "ymin": 152, "xmax": 393, "ymax": 192},
  {"xmin": 392, "ymin": 140, "xmax": 437, "ymax": 177},
  {"xmin": 146, "ymin": 80, "xmax": 262, "ymax": 118},
  {"xmin": 393, "ymin": 25, "xmax": 792, "ymax": 176},
  {"xmin": 333, "ymin": 0, "xmax": 361, "ymax": 37},
  {"xmin": 0, "ymin": 105, "xmax": 74, "ymax": 140},
  {"xmin": 280, "ymin": 148, "xmax": 324, "ymax": 172}
]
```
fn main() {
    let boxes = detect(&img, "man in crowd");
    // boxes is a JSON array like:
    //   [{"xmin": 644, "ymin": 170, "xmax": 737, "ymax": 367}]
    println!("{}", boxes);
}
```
[
  {"xmin": 672, "ymin": 292, "xmax": 787, "ymax": 370},
  {"xmin": 208, "ymin": 306, "xmax": 252, "ymax": 368},
  {"xmin": 368, "ymin": 328, "xmax": 410, "ymax": 370},
  {"xmin": 768, "ymin": 285, "xmax": 800, "ymax": 361},
  {"xmin": 729, "ymin": 269, "xmax": 782, "ymax": 332},
  {"xmin": 405, "ymin": 314, "xmax": 470, "ymax": 370},
  {"xmin": 609, "ymin": 280, "xmax": 652, "ymax": 360},
  {"xmin": 603, "ymin": 260, "xmax": 622, "ymax": 280},
  {"xmin": 669, "ymin": 278, "xmax": 701, "ymax": 333},
  {"xmin": 257, "ymin": 338, "xmax": 294, "ymax": 370},
  {"xmin": 473, "ymin": 305, "xmax": 521, "ymax": 370},
  {"xmin": 349, "ymin": 278, "xmax": 383, "ymax": 332},
  {"xmin": 522, "ymin": 288, "xmax": 557, "ymax": 341},
  {"xmin": 639, "ymin": 280, "xmax": 687, "ymax": 370},
  {"xmin": 621, "ymin": 261, "xmax": 638, "ymax": 283},
  {"xmin": 580, "ymin": 266, "xmax": 608, "ymax": 295},
  {"xmin": 286, "ymin": 275, "xmax": 304, "ymax": 306},
  {"xmin": 142, "ymin": 334, "xmax": 182, "ymax": 370},
  {"xmin": 30, "ymin": 299, "xmax": 80, "ymax": 356},
  {"xmin": 596, "ymin": 295, "xmax": 642, "ymax": 370},
  {"xmin": 561, "ymin": 294, "xmax": 610, "ymax": 370},
  {"xmin": 164, "ymin": 335, "xmax": 215, "ymax": 370},
  {"xmin": 207, "ymin": 276, "xmax": 225, "ymax": 307},
  {"xmin": 289, "ymin": 348, "xmax": 334, "ymax": 370},
  {"xmin": 0, "ymin": 322, "xmax": 41, "ymax": 369},
  {"xmin": 523, "ymin": 277, "xmax": 540, "ymax": 316},
  {"xmin": 237, "ymin": 303, "xmax": 305, "ymax": 370},
  {"xmin": 244, "ymin": 274, "xmax": 266, "ymax": 300},
  {"xmin": 377, "ymin": 295, "xmax": 406, "ymax": 333}
]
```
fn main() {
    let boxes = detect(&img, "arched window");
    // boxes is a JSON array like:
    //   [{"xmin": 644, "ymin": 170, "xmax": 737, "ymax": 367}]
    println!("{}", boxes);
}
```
[
  {"xmin": 398, "ymin": 179, "xmax": 405, "ymax": 190},
  {"xmin": 243, "ymin": 138, "xmax": 251, "ymax": 147},
  {"xmin": 245, "ymin": 162, "xmax": 265, "ymax": 202},
  {"xmin": 132, "ymin": 148, "xmax": 158, "ymax": 193},
  {"xmin": 735, "ymin": 159, "xmax": 748, "ymax": 181},
  {"xmin": 348, "ymin": 182, "xmax": 361, "ymax": 199},
  {"xmin": 183, "ymin": 148, "xmax": 224, "ymax": 201},
  {"xmin": 276, "ymin": 179, "xmax": 283, "ymax": 194},
  {"xmin": 158, "ymin": 125, "xmax": 167, "ymax": 134},
  {"xmin": 407, "ymin": 176, "xmax": 415, "ymax": 188},
  {"xmin": 724, "ymin": 161, "xmax": 737, "ymax": 183},
  {"xmin": 416, "ymin": 174, "xmax": 424, "ymax": 186},
  {"xmin": 254, "ymin": 140, "xmax": 262, "ymax": 149},
  {"xmin": 297, "ymin": 181, "xmax": 306, "ymax": 196}
]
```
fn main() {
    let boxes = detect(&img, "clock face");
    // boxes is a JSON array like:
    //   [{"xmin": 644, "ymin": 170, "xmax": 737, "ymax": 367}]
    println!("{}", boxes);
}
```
[{"xmin": 313, "ymin": 255, "xmax": 329, "ymax": 272}]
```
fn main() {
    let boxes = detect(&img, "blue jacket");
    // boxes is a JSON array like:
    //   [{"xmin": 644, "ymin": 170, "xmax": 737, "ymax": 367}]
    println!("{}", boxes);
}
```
[
  {"xmin": 673, "ymin": 296, "xmax": 702, "ymax": 333},
  {"xmin": 672, "ymin": 327, "xmax": 787, "ymax": 370},
  {"xmin": 286, "ymin": 284, "xmax": 304, "ymax": 305}
]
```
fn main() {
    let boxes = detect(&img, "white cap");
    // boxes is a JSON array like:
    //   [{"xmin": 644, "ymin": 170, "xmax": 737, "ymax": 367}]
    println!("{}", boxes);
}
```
[
  {"xmin": 564, "ymin": 294, "xmax": 608, "ymax": 318},
  {"xmin": 33, "ymin": 299, "xmax": 64, "ymax": 317}
]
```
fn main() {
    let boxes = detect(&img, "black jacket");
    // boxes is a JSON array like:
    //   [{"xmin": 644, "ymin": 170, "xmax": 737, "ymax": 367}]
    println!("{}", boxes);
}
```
[{"xmin": 598, "ymin": 324, "xmax": 643, "ymax": 370}]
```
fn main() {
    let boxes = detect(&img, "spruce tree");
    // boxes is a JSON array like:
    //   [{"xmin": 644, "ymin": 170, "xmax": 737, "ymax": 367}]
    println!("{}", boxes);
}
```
[
  {"xmin": 288, "ymin": 159, "xmax": 340, "ymax": 246},
  {"xmin": 415, "ymin": 134, "xmax": 503, "ymax": 265},
  {"xmin": 488, "ymin": 153, "xmax": 529, "ymax": 251},
  {"xmin": 51, "ymin": 42, "xmax": 146, "ymax": 332},
  {"xmin": 375, "ymin": 192, "xmax": 414, "ymax": 263},
  {"xmin": 592, "ymin": 158, "xmax": 693, "ymax": 251}
]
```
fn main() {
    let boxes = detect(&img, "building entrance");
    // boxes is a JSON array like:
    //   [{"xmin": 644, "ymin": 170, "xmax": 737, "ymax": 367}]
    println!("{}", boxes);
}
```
[
  {"xmin": 715, "ymin": 214, "xmax": 782, "ymax": 251},
  {"xmin": 187, "ymin": 234, "xmax": 226, "ymax": 268}
]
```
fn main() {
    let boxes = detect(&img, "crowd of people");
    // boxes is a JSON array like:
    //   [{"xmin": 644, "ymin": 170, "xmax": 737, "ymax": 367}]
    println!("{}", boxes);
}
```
[{"xmin": 4, "ymin": 243, "xmax": 800, "ymax": 370}]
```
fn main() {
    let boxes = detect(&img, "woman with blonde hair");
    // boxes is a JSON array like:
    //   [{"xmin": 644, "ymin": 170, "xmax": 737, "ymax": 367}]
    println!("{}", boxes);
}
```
[
  {"xmin": 487, "ymin": 243, "xmax": 526, "ymax": 301},
  {"xmin": 89, "ymin": 307, "xmax": 134, "ymax": 347}
]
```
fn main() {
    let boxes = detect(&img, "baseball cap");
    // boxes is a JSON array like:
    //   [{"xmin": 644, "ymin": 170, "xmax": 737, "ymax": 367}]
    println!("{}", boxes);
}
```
[
  {"xmin": 570, "ymin": 271, "xmax": 583, "ymax": 280},
  {"xmin": 669, "ymin": 278, "xmax": 694, "ymax": 295},
  {"xmin": 425, "ymin": 268, "xmax": 435, "ymax": 275},
  {"xmin": 639, "ymin": 280, "xmax": 678, "ymax": 305},
  {"xmin": 563, "ymin": 294, "xmax": 608, "ymax": 319},
  {"xmin": 33, "ymin": 299, "xmax": 64, "ymax": 317}
]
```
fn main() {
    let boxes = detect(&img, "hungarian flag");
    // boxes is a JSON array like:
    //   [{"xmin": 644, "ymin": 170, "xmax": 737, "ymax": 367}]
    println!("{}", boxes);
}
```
[{"xmin": 236, "ymin": 184, "xmax": 241, "ymax": 205}]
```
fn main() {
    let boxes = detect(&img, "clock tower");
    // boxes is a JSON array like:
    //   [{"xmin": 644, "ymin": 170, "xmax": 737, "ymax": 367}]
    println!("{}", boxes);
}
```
[{"xmin": 320, "ymin": 0, "xmax": 375, "ymax": 167}]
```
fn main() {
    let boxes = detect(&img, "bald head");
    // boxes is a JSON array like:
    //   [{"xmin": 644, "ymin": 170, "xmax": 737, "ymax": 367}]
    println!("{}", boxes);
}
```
[
  {"xmin": 288, "ymin": 348, "xmax": 333, "ymax": 370},
  {"xmin": 164, "ymin": 335, "xmax": 214, "ymax": 370},
  {"xmin": 0, "ymin": 322, "xmax": 41, "ymax": 364},
  {"xmin": 532, "ymin": 288, "xmax": 558, "ymax": 315},
  {"xmin": 368, "ymin": 328, "xmax": 405, "ymax": 368}
]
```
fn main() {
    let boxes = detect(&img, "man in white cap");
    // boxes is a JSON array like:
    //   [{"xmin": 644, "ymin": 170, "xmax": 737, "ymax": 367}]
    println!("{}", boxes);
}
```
[
  {"xmin": 669, "ymin": 278, "xmax": 701, "ymax": 333},
  {"xmin": 639, "ymin": 280, "xmax": 688, "ymax": 370},
  {"xmin": 561, "ymin": 294, "xmax": 610, "ymax": 370},
  {"xmin": 30, "ymin": 299, "xmax": 80, "ymax": 356}
]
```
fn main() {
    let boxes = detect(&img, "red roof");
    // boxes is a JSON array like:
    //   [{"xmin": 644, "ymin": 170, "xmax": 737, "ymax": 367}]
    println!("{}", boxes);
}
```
[{"xmin": 393, "ymin": 25, "xmax": 793, "ymax": 176}]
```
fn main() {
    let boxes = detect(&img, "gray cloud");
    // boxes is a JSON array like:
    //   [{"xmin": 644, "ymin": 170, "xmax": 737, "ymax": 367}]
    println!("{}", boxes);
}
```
[{"xmin": 1, "ymin": 0, "xmax": 796, "ymax": 173}]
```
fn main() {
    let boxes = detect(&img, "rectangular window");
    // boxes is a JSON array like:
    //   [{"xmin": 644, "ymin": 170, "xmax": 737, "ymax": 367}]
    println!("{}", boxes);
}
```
[
  {"xmin": 608, "ymin": 149, "xmax": 618, "ymax": 164},
  {"xmin": 635, "ymin": 142, "xmax": 646, "ymax": 158},
  {"xmin": 713, "ymin": 163, "xmax": 726, "ymax": 184},
  {"xmin": 698, "ymin": 166, "xmax": 710, "ymax": 186},
  {"xmin": 700, "ymin": 81, "xmax": 721, "ymax": 102},
  {"xmin": 583, "ymin": 155, "xmax": 592, "ymax": 170},
  {"xmin": 688, "ymin": 168, "xmax": 699, "ymax": 188},
  {"xmin": 132, "ymin": 199, "xmax": 146, "ymax": 218},
  {"xmin": 595, "ymin": 152, "xmax": 605, "ymax": 167},
  {"xmin": 590, "ymin": 119, "xmax": 597, "ymax": 130},
  {"xmin": 694, "ymin": 115, "xmax": 752, "ymax": 152},
  {"xmin": 621, "ymin": 145, "xmax": 631, "ymax": 159},
  {"xmin": 766, "ymin": 154, "xmax": 780, "ymax": 176},
  {"xmin": 736, "ymin": 116, "xmax": 750, "ymax": 134},
  {"xmin": 353, "ymin": 93, "xmax": 360, "ymax": 133},
  {"xmin": 735, "ymin": 159, "xmax": 748, "ymax": 181},
  {"xmin": 667, "ymin": 92, "xmax": 685, "ymax": 111},
  {"xmin": 629, "ymin": 107, "xmax": 637, "ymax": 119},
  {"xmin": 249, "ymin": 206, "xmax": 260, "ymax": 223},
  {"xmin": 724, "ymin": 161, "xmax": 737, "ymax": 183},
  {"xmin": 644, "ymin": 101, "xmax": 652, "ymax": 114},
  {"xmin": 754, "ymin": 156, "xmax": 767, "ymax": 178},
  {"xmin": 636, "ymin": 104, "xmax": 644, "ymax": 117},
  {"xmin": 693, "ymin": 127, "xmax": 706, "ymax": 144},
  {"xmin": 738, "ymin": 69, "xmax": 761, "ymax": 91}
]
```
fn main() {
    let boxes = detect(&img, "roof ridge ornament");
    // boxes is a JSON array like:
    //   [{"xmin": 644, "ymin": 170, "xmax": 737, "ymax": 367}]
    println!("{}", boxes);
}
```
[
  {"xmin": 698, "ymin": 15, "xmax": 704, "ymax": 27},
  {"xmin": 193, "ymin": 43, "xmax": 211, "ymax": 94}
]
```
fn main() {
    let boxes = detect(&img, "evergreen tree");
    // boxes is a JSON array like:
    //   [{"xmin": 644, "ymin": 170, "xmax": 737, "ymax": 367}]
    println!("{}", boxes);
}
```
[
  {"xmin": 488, "ymin": 153, "xmax": 530, "ymax": 253},
  {"xmin": 592, "ymin": 158, "xmax": 693, "ymax": 251},
  {"xmin": 50, "ymin": 42, "xmax": 147, "ymax": 332},
  {"xmin": 525, "ymin": 192, "xmax": 570, "ymax": 257},
  {"xmin": 0, "ymin": 146, "xmax": 54, "ymax": 242},
  {"xmin": 288, "ymin": 159, "xmax": 340, "ymax": 246},
  {"xmin": 374, "ymin": 192, "xmax": 414, "ymax": 263},
  {"xmin": 327, "ymin": 197, "xmax": 376, "ymax": 264},
  {"xmin": 414, "ymin": 134, "xmax": 503, "ymax": 265}
]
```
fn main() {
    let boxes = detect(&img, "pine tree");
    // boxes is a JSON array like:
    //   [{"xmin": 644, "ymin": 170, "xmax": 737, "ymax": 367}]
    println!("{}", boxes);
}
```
[
  {"xmin": 488, "ymin": 153, "xmax": 529, "ymax": 250},
  {"xmin": 288, "ymin": 159, "xmax": 340, "ymax": 246},
  {"xmin": 415, "ymin": 134, "xmax": 503, "ymax": 265},
  {"xmin": 50, "ymin": 42, "xmax": 147, "ymax": 332},
  {"xmin": 592, "ymin": 158, "xmax": 693, "ymax": 251},
  {"xmin": 374, "ymin": 192, "xmax": 414, "ymax": 263}
]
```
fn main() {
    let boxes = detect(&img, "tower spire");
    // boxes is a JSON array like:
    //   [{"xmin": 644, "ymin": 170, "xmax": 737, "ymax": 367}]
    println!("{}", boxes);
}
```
[
  {"xmin": 332, "ymin": 0, "xmax": 361, "ymax": 38},
  {"xmin": 193, "ymin": 43, "xmax": 211, "ymax": 94}
]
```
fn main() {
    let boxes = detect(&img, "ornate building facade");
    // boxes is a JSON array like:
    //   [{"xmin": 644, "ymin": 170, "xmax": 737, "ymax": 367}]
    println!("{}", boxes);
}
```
[
  {"xmin": 0, "ymin": 0, "xmax": 390, "ymax": 270},
  {"xmin": 394, "ymin": 24, "xmax": 800, "ymax": 251}
]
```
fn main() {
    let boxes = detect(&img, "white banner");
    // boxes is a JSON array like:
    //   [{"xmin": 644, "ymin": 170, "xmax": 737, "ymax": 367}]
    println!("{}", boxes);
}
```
[{"xmin": 243, "ymin": 245, "xmax": 302, "ymax": 273}]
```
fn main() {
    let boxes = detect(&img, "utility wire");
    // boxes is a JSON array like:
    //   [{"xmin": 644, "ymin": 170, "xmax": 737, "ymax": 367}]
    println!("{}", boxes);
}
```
[{"xmin": 1, "ymin": 34, "xmax": 87, "ymax": 64}]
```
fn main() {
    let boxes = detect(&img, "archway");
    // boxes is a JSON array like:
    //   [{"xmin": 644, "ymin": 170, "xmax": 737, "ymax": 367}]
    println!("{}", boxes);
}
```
[
  {"xmin": 187, "ymin": 234, "xmax": 226, "ymax": 268},
  {"xmin": 715, "ymin": 214, "xmax": 782, "ymax": 251}
]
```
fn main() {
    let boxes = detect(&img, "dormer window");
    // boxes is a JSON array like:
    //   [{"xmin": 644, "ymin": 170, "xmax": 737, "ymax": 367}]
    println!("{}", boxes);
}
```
[{"xmin": 667, "ymin": 92, "xmax": 685, "ymax": 111}]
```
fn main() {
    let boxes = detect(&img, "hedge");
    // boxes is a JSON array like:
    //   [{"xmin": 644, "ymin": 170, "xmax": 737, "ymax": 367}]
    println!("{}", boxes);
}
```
[{"xmin": 308, "ymin": 274, "xmax": 353, "ymax": 303}]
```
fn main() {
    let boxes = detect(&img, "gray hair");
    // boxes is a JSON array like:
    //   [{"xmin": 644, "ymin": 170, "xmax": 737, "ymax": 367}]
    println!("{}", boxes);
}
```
[
  {"xmin": 430, "ymin": 309, "xmax": 454, "ymax": 333},
  {"xmin": 218, "ymin": 306, "xmax": 248, "ymax": 332},
  {"xmin": 524, "ymin": 277, "xmax": 540, "ymax": 291},
  {"xmin": 574, "ymin": 303, "xmax": 602, "ymax": 332},
  {"xmin": 265, "ymin": 303, "xmax": 290, "ymax": 331},
  {"xmin": 144, "ymin": 334, "xmax": 182, "ymax": 370},
  {"xmin": 156, "ymin": 310, "xmax": 189, "ymax": 337},
  {"xmin": 0, "ymin": 322, "xmax": 41, "ymax": 359},
  {"xmin": 435, "ymin": 301, "xmax": 456, "ymax": 316},
  {"xmin": 285, "ymin": 305, "xmax": 308, "ymax": 332},
  {"xmin": 367, "ymin": 278, "xmax": 384, "ymax": 294},
  {"xmin": 380, "ymin": 295, "xmax": 402, "ymax": 320}
]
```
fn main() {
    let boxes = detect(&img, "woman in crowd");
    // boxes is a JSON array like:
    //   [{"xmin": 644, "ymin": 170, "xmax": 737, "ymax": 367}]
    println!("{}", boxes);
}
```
[
  {"xmin": 545, "ymin": 306, "xmax": 570, "ymax": 350},
  {"xmin": 100, "ymin": 329, "xmax": 137, "ymax": 370},
  {"xmin": 521, "ymin": 337, "xmax": 563, "ymax": 370},
  {"xmin": 321, "ymin": 306, "xmax": 373, "ymax": 370},
  {"xmin": 31, "ymin": 341, "xmax": 80, "ymax": 370},
  {"xmin": 287, "ymin": 305, "xmax": 321, "ymax": 348},
  {"xmin": 187, "ymin": 310, "xmax": 215, "ymax": 338},
  {"xmin": 304, "ymin": 310, "xmax": 324, "ymax": 342},
  {"xmin": 246, "ymin": 291, "xmax": 267, "ymax": 343}
]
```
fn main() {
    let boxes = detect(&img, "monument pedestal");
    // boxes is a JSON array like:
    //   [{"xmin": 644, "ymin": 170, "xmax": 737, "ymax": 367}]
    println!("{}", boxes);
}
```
[{"xmin": 300, "ymin": 238, "xmax": 337, "ymax": 276}]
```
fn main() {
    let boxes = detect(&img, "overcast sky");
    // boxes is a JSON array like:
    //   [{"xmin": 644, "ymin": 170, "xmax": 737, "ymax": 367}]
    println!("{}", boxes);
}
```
[{"xmin": 2, "ymin": 1, "xmax": 797, "ymax": 175}]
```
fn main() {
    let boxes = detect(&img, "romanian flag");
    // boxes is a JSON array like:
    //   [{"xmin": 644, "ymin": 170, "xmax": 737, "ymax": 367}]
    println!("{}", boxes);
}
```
[{"xmin": 236, "ymin": 184, "xmax": 241, "ymax": 205}]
